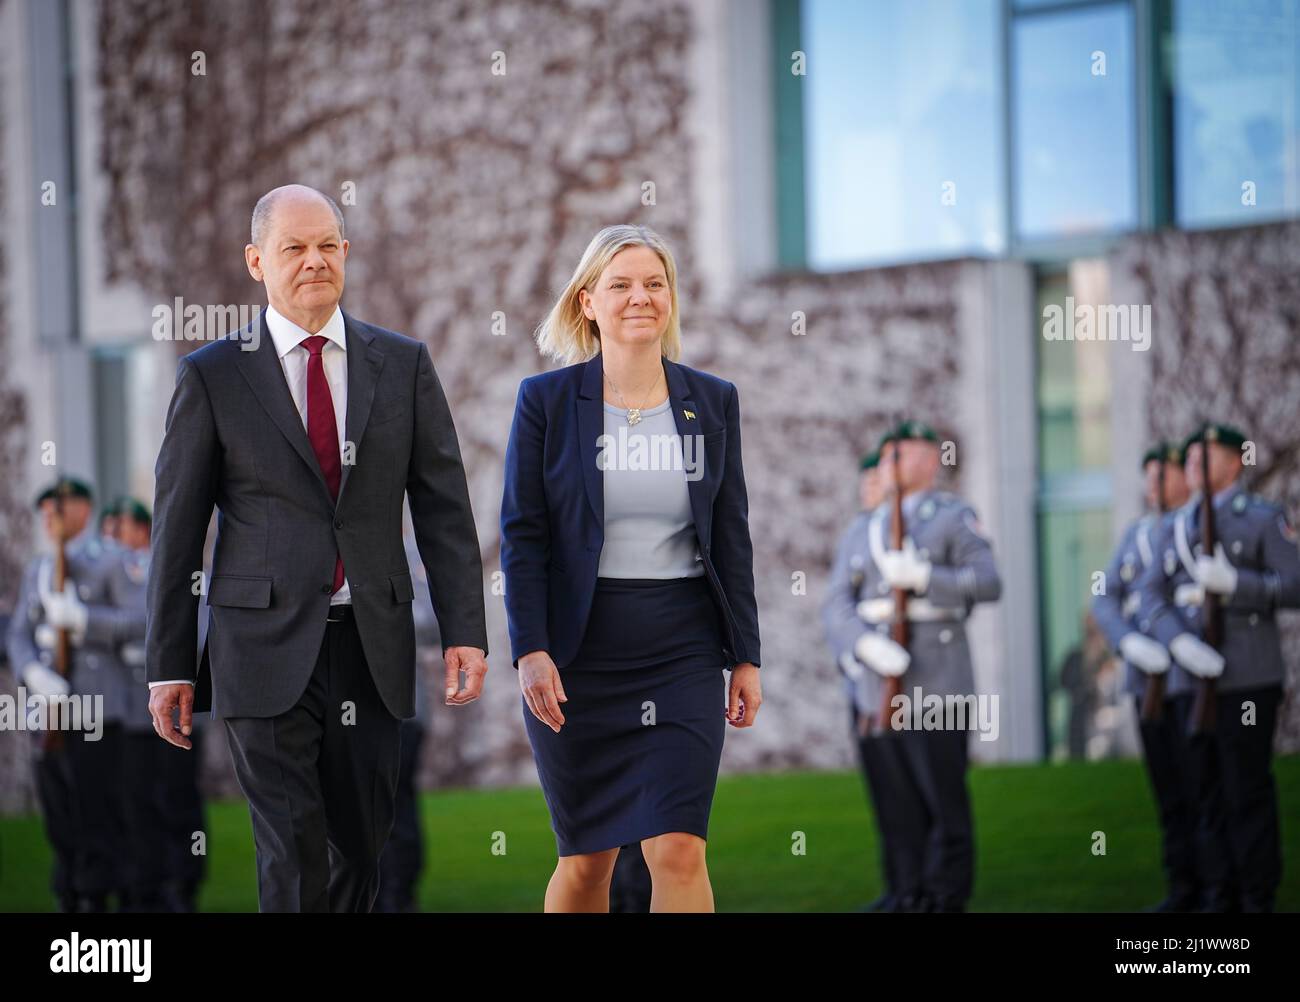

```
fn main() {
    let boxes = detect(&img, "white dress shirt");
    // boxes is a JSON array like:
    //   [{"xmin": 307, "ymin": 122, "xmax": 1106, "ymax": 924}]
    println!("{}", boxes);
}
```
[{"xmin": 149, "ymin": 303, "xmax": 351, "ymax": 689}]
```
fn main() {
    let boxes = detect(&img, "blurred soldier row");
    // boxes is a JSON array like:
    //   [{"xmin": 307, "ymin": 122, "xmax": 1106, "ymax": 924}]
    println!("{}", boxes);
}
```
[
  {"xmin": 5, "ymin": 479, "xmax": 206, "ymax": 911},
  {"xmin": 822, "ymin": 421, "xmax": 1003, "ymax": 912},
  {"xmin": 1096, "ymin": 423, "xmax": 1299, "ymax": 913}
]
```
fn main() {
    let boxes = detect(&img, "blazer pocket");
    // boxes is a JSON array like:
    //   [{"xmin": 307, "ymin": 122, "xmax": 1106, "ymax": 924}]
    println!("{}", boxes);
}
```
[
  {"xmin": 390, "ymin": 571, "xmax": 415, "ymax": 603},
  {"xmin": 208, "ymin": 574, "xmax": 272, "ymax": 609}
]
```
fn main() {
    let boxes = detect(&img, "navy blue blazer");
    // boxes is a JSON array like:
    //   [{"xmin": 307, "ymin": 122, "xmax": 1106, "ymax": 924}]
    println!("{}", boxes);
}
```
[{"xmin": 500, "ymin": 353, "xmax": 761, "ymax": 672}]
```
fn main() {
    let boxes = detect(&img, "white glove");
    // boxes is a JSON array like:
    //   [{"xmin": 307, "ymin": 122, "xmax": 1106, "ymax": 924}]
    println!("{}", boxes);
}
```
[
  {"xmin": 1195, "ymin": 543, "xmax": 1238, "ymax": 597},
  {"xmin": 837, "ymin": 652, "xmax": 866, "ymax": 682},
  {"xmin": 34, "ymin": 623, "xmax": 58, "ymax": 652},
  {"xmin": 43, "ymin": 582, "xmax": 88, "ymax": 639},
  {"xmin": 877, "ymin": 539, "xmax": 931, "ymax": 593},
  {"xmin": 1118, "ymin": 633, "xmax": 1170, "ymax": 675},
  {"xmin": 854, "ymin": 631, "xmax": 911, "ymax": 678},
  {"xmin": 23, "ymin": 661, "xmax": 70, "ymax": 699},
  {"xmin": 1169, "ymin": 633, "xmax": 1225, "ymax": 679}
]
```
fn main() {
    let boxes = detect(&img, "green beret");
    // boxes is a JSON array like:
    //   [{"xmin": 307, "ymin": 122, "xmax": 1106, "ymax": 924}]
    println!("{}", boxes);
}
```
[
  {"xmin": 879, "ymin": 419, "xmax": 940, "ymax": 448},
  {"xmin": 859, "ymin": 450, "xmax": 880, "ymax": 471},
  {"xmin": 1183, "ymin": 421, "xmax": 1247, "ymax": 453},
  {"xmin": 35, "ymin": 477, "xmax": 94, "ymax": 508},
  {"xmin": 100, "ymin": 499, "xmax": 122, "ymax": 520},
  {"xmin": 118, "ymin": 497, "xmax": 152, "ymax": 525},
  {"xmin": 1141, "ymin": 441, "xmax": 1184, "ymax": 469}
]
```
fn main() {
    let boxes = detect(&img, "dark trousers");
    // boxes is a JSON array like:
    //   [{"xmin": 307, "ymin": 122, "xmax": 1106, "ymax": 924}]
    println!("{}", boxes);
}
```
[
  {"xmin": 874, "ymin": 723, "xmax": 973, "ymax": 910},
  {"xmin": 122, "ymin": 728, "xmax": 207, "ymax": 910},
  {"xmin": 850, "ymin": 707, "xmax": 900, "ymax": 903},
  {"xmin": 1134, "ymin": 694, "xmax": 1202, "ymax": 905},
  {"xmin": 224, "ymin": 615, "xmax": 402, "ymax": 912},
  {"xmin": 610, "ymin": 842, "xmax": 653, "ymax": 913},
  {"xmin": 34, "ymin": 723, "xmax": 128, "ymax": 908},
  {"xmin": 375, "ymin": 719, "xmax": 426, "ymax": 913},
  {"xmin": 1182, "ymin": 684, "xmax": 1282, "ymax": 912}
]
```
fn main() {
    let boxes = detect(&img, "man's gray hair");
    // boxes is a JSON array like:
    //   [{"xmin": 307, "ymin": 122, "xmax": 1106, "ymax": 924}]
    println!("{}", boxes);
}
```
[{"xmin": 250, "ymin": 185, "xmax": 346, "ymax": 247}]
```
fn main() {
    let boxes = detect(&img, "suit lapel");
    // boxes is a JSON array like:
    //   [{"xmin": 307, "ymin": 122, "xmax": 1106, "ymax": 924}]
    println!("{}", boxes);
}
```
[
  {"xmin": 666, "ymin": 359, "xmax": 711, "ymax": 548},
  {"xmin": 576, "ymin": 355, "xmax": 604, "ymax": 529},
  {"xmin": 337, "ymin": 312, "xmax": 384, "ymax": 506},
  {"xmin": 234, "ymin": 311, "xmax": 332, "ymax": 502}
]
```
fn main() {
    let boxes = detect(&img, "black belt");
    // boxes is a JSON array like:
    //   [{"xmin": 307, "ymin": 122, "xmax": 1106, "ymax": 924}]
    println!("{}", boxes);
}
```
[{"xmin": 326, "ymin": 604, "xmax": 354, "ymax": 623}]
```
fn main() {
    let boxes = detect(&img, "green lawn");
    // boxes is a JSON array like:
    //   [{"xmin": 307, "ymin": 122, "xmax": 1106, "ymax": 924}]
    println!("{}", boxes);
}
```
[{"xmin": 2, "ymin": 756, "xmax": 1297, "ymax": 911}]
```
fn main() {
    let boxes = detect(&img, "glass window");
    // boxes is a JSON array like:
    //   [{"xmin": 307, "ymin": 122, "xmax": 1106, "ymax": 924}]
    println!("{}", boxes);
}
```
[
  {"xmin": 801, "ymin": 0, "xmax": 1004, "ymax": 269},
  {"xmin": 1170, "ymin": 0, "xmax": 1300, "ymax": 228},
  {"xmin": 1013, "ymin": 3, "xmax": 1137, "ymax": 241}
]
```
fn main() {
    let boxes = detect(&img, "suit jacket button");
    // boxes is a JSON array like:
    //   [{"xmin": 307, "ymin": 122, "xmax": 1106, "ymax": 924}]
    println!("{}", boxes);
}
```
[
  {"xmin": 1249, "ymin": 614, "xmax": 1259, "ymax": 626},
  {"xmin": 321, "ymin": 584, "xmax": 332, "ymax": 594},
  {"xmin": 334, "ymin": 519, "xmax": 343, "ymax": 530}
]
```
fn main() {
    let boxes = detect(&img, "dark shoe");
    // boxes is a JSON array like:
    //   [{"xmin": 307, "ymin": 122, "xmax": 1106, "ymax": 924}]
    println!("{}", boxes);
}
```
[
  {"xmin": 857, "ymin": 893, "xmax": 897, "ymax": 913},
  {"xmin": 1146, "ymin": 894, "xmax": 1199, "ymax": 913},
  {"xmin": 897, "ymin": 894, "xmax": 930, "ymax": 913},
  {"xmin": 929, "ymin": 899, "xmax": 966, "ymax": 913}
]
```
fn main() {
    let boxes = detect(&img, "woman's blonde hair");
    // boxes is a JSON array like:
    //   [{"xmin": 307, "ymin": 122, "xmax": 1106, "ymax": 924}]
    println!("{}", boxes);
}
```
[{"xmin": 534, "ymin": 224, "xmax": 682, "ymax": 365}]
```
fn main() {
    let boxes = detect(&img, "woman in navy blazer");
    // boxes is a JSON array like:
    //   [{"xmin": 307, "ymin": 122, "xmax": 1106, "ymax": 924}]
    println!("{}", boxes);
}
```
[{"xmin": 501, "ymin": 224, "xmax": 762, "ymax": 912}]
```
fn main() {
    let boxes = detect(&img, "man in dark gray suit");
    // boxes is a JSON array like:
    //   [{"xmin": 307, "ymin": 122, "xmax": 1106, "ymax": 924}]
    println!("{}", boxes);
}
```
[{"xmin": 145, "ymin": 184, "xmax": 489, "ymax": 913}]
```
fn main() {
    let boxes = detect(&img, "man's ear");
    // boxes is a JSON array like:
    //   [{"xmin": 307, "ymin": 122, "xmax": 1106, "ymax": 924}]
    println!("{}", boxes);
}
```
[{"xmin": 244, "ymin": 244, "xmax": 263, "ymax": 281}]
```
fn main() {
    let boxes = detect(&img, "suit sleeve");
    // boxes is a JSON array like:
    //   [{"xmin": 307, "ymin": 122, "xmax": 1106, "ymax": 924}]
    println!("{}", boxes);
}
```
[
  {"xmin": 1225, "ymin": 507, "xmax": 1300, "ymax": 612},
  {"xmin": 710, "ymin": 382, "xmax": 761, "ymax": 667},
  {"xmin": 1133, "ymin": 518, "xmax": 1189, "ymax": 647},
  {"xmin": 84, "ymin": 555, "xmax": 147, "ymax": 648},
  {"xmin": 146, "ymin": 356, "xmax": 220, "ymax": 685},
  {"xmin": 499, "ymin": 378, "xmax": 551, "ymax": 668},
  {"xmin": 924, "ymin": 504, "xmax": 1002, "ymax": 608},
  {"xmin": 821, "ymin": 522, "xmax": 870, "ymax": 666},
  {"xmin": 406, "ymin": 342, "xmax": 488, "ymax": 654},
  {"xmin": 1091, "ymin": 528, "xmax": 1134, "ymax": 651}
]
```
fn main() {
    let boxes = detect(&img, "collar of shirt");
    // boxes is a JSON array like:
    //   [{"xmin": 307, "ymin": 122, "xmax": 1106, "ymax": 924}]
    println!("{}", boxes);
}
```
[
  {"xmin": 1213, "ymin": 479, "xmax": 1242, "ymax": 508},
  {"xmin": 902, "ymin": 489, "xmax": 930, "ymax": 519},
  {"xmin": 264, "ymin": 303, "xmax": 346, "ymax": 359}
]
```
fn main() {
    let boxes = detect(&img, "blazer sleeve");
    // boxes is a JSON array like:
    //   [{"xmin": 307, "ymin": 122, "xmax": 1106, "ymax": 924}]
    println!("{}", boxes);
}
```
[
  {"xmin": 406, "ymin": 342, "xmax": 488, "ymax": 654},
  {"xmin": 146, "ymin": 356, "xmax": 220, "ymax": 685},
  {"xmin": 710, "ymin": 381, "xmax": 761, "ymax": 667},
  {"xmin": 499, "ymin": 378, "xmax": 551, "ymax": 668},
  {"xmin": 1091, "ymin": 525, "xmax": 1135, "ymax": 651}
]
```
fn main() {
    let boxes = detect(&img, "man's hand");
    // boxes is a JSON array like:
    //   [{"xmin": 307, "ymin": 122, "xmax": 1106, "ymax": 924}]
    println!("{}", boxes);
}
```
[
  {"xmin": 148, "ymin": 683, "xmax": 194, "ymax": 749},
  {"xmin": 43, "ymin": 582, "xmax": 88, "ymax": 643},
  {"xmin": 518, "ymin": 650, "xmax": 566, "ymax": 732},
  {"xmin": 1169, "ymin": 633, "xmax": 1225, "ymax": 679},
  {"xmin": 444, "ymin": 646, "xmax": 488, "ymax": 705},
  {"xmin": 855, "ymin": 631, "xmax": 911, "ymax": 677},
  {"xmin": 1119, "ymin": 632, "xmax": 1171, "ymax": 675},
  {"xmin": 878, "ymin": 539, "xmax": 932, "ymax": 593},
  {"xmin": 1196, "ymin": 543, "xmax": 1238, "ymax": 597},
  {"xmin": 24, "ymin": 662, "xmax": 70, "ymax": 699},
  {"xmin": 726, "ymin": 663, "xmax": 761, "ymax": 727}
]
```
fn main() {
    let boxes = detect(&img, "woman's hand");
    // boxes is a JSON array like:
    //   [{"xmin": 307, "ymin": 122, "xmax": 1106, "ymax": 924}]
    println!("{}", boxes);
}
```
[
  {"xmin": 726, "ymin": 663, "xmax": 761, "ymax": 727},
  {"xmin": 519, "ymin": 650, "xmax": 568, "ymax": 732}
]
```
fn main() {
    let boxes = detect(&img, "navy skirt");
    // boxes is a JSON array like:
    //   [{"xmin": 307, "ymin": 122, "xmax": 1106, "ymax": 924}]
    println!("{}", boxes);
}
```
[{"xmin": 523, "ymin": 575, "xmax": 728, "ymax": 856}]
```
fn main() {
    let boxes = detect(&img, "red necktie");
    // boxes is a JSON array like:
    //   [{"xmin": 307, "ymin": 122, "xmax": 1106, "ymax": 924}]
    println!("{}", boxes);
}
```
[{"xmin": 301, "ymin": 335, "xmax": 345, "ymax": 593}]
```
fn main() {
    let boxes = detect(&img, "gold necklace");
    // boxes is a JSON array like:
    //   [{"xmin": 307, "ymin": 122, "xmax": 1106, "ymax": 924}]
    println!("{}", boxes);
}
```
[{"xmin": 604, "ymin": 368, "xmax": 662, "ymax": 426}]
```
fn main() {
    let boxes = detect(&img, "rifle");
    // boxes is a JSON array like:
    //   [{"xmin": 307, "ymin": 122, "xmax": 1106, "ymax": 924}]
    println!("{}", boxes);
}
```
[
  {"xmin": 44, "ymin": 486, "xmax": 71, "ymax": 753},
  {"xmin": 1189, "ymin": 437, "xmax": 1221, "ymax": 736},
  {"xmin": 1139, "ymin": 454, "xmax": 1167, "ymax": 723},
  {"xmin": 877, "ymin": 436, "xmax": 909, "ymax": 733}
]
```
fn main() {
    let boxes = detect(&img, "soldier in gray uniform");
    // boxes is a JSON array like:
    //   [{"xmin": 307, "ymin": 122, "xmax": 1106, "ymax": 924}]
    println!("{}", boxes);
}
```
[
  {"xmin": 112, "ymin": 498, "xmax": 208, "ymax": 911},
  {"xmin": 375, "ymin": 528, "xmax": 440, "ymax": 912},
  {"xmin": 821, "ymin": 447, "xmax": 903, "ymax": 911},
  {"xmin": 4, "ymin": 478, "xmax": 134, "ymax": 911},
  {"xmin": 823, "ymin": 421, "xmax": 1001, "ymax": 912},
  {"xmin": 1135, "ymin": 422, "xmax": 1300, "ymax": 913},
  {"xmin": 1092, "ymin": 441, "xmax": 1206, "ymax": 911}
]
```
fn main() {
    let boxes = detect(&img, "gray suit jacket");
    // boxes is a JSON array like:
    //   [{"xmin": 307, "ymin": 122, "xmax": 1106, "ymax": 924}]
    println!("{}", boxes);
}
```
[
  {"xmin": 822, "ymin": 491, "xmax": 1002, "ymax": 711},
  {"xmin": 6, "ymin": 531, "xmax": 139, "ymax": 726},
  {"xmin": 145, "ymin": 310, "xmax": 487, "ymax": 720},
  {"xmin": 1134, "ymin": 482, "xmax": 1300, "ymax": 693}
]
